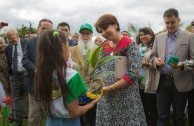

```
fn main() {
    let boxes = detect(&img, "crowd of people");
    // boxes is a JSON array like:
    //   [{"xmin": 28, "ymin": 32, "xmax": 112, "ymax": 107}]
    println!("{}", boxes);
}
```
[{"xmin": 0, "ymin": 7, "xmax": 194, "ymax": 126}]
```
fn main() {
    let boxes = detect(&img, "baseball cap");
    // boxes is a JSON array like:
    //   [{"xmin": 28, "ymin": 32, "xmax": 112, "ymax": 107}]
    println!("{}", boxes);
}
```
[{"xmin": 79, "ymin": 23, "xmax": 93, "ymax": 33}]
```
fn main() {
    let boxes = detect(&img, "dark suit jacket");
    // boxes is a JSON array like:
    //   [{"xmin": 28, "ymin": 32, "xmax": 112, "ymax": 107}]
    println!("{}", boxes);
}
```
[
  {"xmin": 0, "ymin": 53, "xmax": 10, "ymax": 95},
  {"xmin": 5, "ymin": 39, "xmax": 26, "ymax": 76},
  {"xmin": 22, "ymin": 37, "xmax": 37, "ymax": 93}
]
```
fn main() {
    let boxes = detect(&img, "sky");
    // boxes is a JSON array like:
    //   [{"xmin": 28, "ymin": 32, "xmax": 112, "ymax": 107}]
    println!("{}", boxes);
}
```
[{"xmin": 0, "ymin": 0, "xmax": 194, "ymax": 36}]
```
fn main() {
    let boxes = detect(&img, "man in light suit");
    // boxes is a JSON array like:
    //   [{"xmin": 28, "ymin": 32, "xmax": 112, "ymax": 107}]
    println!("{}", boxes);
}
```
[
  {"xmin": 150, "ymin": 8, "xmax": 194, "ymax": 126},
  {"xmin": 22, "ymin": 19, "xmax": 53, "ymax": 126},
  {"xmin": 70, "ymin": 23, "xmax": 97, "ymax": 126},
  {"xmin": 5, "ymin": 29, "xmax": 27, "ymax": 126}
]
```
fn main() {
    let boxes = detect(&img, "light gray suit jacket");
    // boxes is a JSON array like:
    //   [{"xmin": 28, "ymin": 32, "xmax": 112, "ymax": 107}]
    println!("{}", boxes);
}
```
[{"xmin": 150, "ymin": 29, "xmax": 194, "ymax": 92}]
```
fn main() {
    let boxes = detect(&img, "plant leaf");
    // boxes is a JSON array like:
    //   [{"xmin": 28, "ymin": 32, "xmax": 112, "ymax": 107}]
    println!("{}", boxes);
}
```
[
  {"xmin": 91, "ymin": 46, "xmax": 101, "ymax": 68},
  {"xmin": 93, "ymin": 71, "xmax": 114, "ymax": 80},
  {"xmin": 97, "ymin": 56, "xmax": 117, "ymax": 67},
  {"xmin": 84, "ymin": 49, "xmax": 91, "ymax": 73}
]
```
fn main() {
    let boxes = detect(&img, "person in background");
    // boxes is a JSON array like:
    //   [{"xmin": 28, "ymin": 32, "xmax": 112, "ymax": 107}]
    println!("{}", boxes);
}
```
[
  {"xmin": 5, "ymin": 29, "xmax": 27, "ymax": 126},
  {"xmin": 138, "ymin": 27, "xmax": 158, "ymax": 126},
  {"xmin": 35, "ymin": 29, "xmax": 100, "ymax": 126},
  {"xmin": 22, "ymin": 18, "xmax": 53, "ymax": 126},
  {"xmin": 57, "ymin": 22, "xmax": 77, "ymax": 47},
  {"xmin": 121, "ymin": 30, "xmax": 130, "ymax": 37},
  {"xmin": 0, "ymin": 22, "xmax": 8, "ymax": 30},
  {"xmin": 94, "ymin": 14, "xmax": 146, "ymax": 126},
  {"xmin": 191, "ymin": 20, "xmax": 194, "ymax": 33},
  {"xmin": 0, "ymin": 37, "xmax": 10, "ymax": 118},
  {"xmin": 187, "ymin": 20, "xmax": 194, "ymax": 126},
  {"xmin": 0, "ymin": 37, "xmax": 10, "ymax": 96},
  {"xmin": 70, "ymin": 23, "xmax": 97, "ymax": 126},
  {"xmin": 150, "ymin": 8, "xmax": 194, "ymax": 126},
  {"xmin": 94, "ymin": 36, "xmax": 103, "ymax": 46},
  {"xmin": 71, "ymin": 32, "xmax": 79, "ymax": 43},
  {"xmin": 24, "ymin": 31, "xmax": 37, "ymax": 39}
]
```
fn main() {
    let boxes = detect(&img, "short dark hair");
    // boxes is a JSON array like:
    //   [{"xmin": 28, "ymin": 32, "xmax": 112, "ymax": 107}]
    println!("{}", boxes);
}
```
[
  {"xmin": 95, "ymin": 14, "xmax": 120, "ymax": 33},
  {"xmin": 57, "ymin": 22, "xmax": 70, "ymax": 31},
  {"xmin": 121, "ymin": 31, "xmax": 128, "ymax": 34},
  {"xmin": 191, "ymin": 20, "xmax": 194, "ymax": 26},
  {"xmin": 163, "ymin": 8, "xmax": 179, "ymax": 18},
  {"xmin": 38, "ymin": 19, "xmax": 53, "ymax": 28}
]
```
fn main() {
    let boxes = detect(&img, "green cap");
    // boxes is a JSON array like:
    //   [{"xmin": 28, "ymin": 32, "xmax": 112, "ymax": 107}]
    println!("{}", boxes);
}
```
[{"xmin": 79, "ymin": 23, "xmax": 93, "ymax": 33}]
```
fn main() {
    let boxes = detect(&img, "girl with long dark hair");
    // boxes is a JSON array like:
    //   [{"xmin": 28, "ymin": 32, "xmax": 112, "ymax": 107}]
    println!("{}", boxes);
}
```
[{"xmin": 35, "ymin": 29, "xmax": 100, "ymax": 126}]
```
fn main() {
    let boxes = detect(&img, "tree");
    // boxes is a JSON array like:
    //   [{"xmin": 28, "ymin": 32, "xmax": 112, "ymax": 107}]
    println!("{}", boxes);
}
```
[
  {"xmin": 16, "ymin": 22, "xmax": 37, "ymax": 38},
  {"xmin": 185, "ymin": 24, "xmax": 192, "ymax": 32},
  {"xmin": 127, "ymin": 23, "xmax": 139, "ymax": 40}
]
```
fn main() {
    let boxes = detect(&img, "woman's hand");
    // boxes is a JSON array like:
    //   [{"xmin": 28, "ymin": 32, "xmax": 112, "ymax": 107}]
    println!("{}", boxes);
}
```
[
  {"xmin": 142, "ymin": 60, "xmax": 151, "ymax": 68},
  {"xmin": 102, "ymin": 86, "xmax": 112, "ymax": 96}
]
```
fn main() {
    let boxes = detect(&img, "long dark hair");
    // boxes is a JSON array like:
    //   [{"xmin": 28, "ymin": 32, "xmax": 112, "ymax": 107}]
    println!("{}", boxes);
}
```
[{"xmin": 35, "ymin": 29, "xmax": 69, "ymax": 116}]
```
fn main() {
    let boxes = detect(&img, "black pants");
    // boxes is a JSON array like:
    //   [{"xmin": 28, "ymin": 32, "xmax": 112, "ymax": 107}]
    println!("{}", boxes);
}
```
[
  {"xmin": 80, "ymin": 105, "xmax": 96, "ymax": 126},
  {"xmin": 188, "ymin": 89, "xmax": 194, "ymax": 126},
  {"xmin": 10, "ymin": 74, "xmax": 26, "ymax": 126},
  {"xmin": 140, "ymin": 89, "xmax": 158, "ymax": 126}
]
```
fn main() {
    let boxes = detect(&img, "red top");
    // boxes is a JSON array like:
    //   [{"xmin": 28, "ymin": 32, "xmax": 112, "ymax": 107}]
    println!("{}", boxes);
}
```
[{"xmin": 101, "ymin": 37, "xmax": 135, "ymax": 85}]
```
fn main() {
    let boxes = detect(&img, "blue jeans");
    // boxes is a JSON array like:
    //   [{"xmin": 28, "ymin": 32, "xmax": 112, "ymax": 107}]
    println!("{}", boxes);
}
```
[
  {"xmin": 156, "ymin": 76, "xmax": 187, "ymax": 126},
  {"xmin": 46, "ymin": 116, "xmax": 80, "ymax": 126}
]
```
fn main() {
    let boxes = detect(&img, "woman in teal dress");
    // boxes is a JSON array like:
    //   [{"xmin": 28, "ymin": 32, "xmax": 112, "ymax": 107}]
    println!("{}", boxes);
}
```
[{"xmin": 35, "ymin": 30, "xmax": 100, "ymax": 126}]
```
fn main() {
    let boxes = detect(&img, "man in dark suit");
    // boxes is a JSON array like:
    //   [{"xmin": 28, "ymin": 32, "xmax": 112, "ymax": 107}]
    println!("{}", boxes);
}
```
[
  {"xmin": 5, "ymin": 29, "xmax": 27, "ymax": 126},
  {"xmin": 22, "ymin": 19, "xmax": 53, "ymax": 126},
  {"xmin": 150, "ymin": 8, "xmax": 194, "ymax": 126}
]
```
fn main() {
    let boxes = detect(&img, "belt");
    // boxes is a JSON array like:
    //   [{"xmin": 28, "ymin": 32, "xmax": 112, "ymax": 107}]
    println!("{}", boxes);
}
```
[{"xmin": 160, "ymin": 73, "xmax": 173, "ymax": 78}]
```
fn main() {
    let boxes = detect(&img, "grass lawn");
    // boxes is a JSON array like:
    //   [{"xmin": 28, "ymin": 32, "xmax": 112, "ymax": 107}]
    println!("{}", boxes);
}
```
[
  {"xmin": 0, "ymin": 117, "xmax": 189, "ymax": 126},
  {"xmin": 0, "ymin": 117, "xmax": 46, "ymax": 126}
]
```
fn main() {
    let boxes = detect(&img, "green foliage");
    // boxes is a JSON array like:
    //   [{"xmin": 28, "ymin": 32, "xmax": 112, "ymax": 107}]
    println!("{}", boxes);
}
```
[
  {"xmin": 90, "ymin": 46, "xmax": 101, "ymax": 68},
  {"xmin": 0, "ymin": 33, "xmax": 7, "ymax": 44},
  {"xmin": 96, "ymin": 56, "xmax": 117, "ymax": 67},
  {"xmin": 185, "ymin": 24, "xmax": 192, "ymax": 32},
  {"xmin": 16, "ymin": 26, "xmax": 37, "ymax": 38},
  {"xmin": 93, "ymin": 71, "xmax": 114, "ymax": 80},
  {"xmin": 84, "ymin": 46, "xmax": 116, "ymax": 76},
  {"xmin": 128, "ymin": 23, "xmax": 139, "ymax": 39}
]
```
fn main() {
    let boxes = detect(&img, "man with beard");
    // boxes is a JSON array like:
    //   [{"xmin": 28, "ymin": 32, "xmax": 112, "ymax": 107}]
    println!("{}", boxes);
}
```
[{"xmin": 70, "ymin": 23, "xmax": 96, "ymax": 126}]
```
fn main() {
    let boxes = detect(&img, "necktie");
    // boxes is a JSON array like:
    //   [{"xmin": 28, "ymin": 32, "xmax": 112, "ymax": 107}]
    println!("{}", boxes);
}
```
[{"xmin": 13, "ymin": 44, "xmax": 18, "ymax": 75}]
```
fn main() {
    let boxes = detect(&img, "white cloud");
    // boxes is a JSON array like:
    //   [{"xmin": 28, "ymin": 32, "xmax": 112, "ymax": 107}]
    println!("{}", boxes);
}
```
[{"xmin": 1, "ymin": 0, "xmax": 194, "ymax": 35}]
